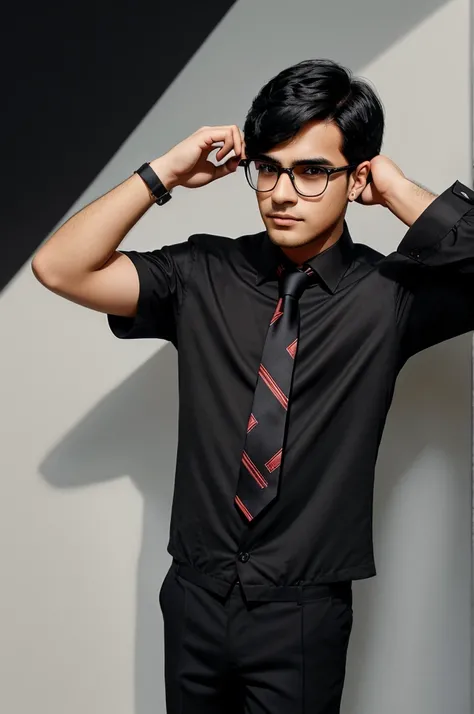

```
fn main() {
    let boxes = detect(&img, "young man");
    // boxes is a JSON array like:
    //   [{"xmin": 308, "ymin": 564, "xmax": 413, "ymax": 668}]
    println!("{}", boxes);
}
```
[{"xmin": 31, "ymin": 58, "xmax": 474, "ymax": 713}]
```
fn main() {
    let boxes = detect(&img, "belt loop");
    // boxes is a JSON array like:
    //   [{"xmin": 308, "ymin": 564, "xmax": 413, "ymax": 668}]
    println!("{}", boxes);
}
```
[{"xmin": 297, "ymin": 582, "xmax": 303, "ymax": 605}]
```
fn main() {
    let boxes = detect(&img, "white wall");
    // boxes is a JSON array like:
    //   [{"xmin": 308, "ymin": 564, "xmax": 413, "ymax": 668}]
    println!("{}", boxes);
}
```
[{"xmin": 1, "ymin": 1, "xmax": 471, "ymax": 712}]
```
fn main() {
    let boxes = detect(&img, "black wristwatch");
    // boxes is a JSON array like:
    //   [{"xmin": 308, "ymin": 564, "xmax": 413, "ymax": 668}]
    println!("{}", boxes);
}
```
[{"xmin": 134, "ymin": 162, "xmax": 173, "ymax": 206}]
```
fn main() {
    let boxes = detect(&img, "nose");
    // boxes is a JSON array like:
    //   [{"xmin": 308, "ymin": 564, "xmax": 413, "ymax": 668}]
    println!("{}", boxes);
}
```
[{"xmin": 271, "ymin": 171, "xmax": 298, "ymax": 202}]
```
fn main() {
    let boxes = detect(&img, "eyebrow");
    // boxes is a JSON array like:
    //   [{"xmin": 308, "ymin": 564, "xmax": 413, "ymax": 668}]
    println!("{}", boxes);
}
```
[{"xmin": 253, "ymin": 153, "xmax": 337, "ymax": 168}]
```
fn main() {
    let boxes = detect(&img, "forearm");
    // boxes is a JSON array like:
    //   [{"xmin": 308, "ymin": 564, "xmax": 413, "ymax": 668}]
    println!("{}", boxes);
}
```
[
  {"xmin": 384, "ymin": 177, "xmax": 438, "ymax": 228},
  {"xmin": 31, "ymin": 157, "xmax": 177, "ymax": 284}
]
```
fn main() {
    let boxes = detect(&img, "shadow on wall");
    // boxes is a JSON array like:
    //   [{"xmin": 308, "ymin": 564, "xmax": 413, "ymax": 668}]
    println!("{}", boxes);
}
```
[
  {"xmin": 39, "ymin": 344, "xmax": 179, "ymax": 714},
  {"xmin": 38, "ymin": 326, "xmax": 471, "ymax": 712},
  {"xmin": 344, "ymin": 333, "xmax": 471, "ymax": 712}
]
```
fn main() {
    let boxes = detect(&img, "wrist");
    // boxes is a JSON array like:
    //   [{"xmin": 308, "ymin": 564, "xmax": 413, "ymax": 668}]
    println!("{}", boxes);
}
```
[
  {"xmin": 382, "ymin": 177, "xmax": 410, "ymax": 207},
  {"xmin": 149, "ymin": 157, "xmax": 179, "ymax": 191},
  {"xmin": 384, "ymin": 177, "xmax": 438, "ymax": 227}
]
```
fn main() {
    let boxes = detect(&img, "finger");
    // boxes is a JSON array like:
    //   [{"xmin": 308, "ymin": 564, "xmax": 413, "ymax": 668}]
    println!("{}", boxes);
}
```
[
  {"xmin": 197, "ymin": 127, "xmax": 234, "ymax": 156},
  {"xmin": 213, "ymin": 155, "xmax": 240, "ymax": 180},
  {"xmin": 215, "ymin": 129, "xmax": 235, "ymax": 162},
  {"xmin": 355, "ymin": 184, "xmax": 373, "ymax": 205},
  {"xmin": 231, "ymin": 125, "xmax": 241, "ymax": 158},
  {"xmin": 237, "ymin": 130, "xmax": 247, "ymax": 161},
  {"xmin": 232, "ymin": 127, "xmax": 245, "ymax": 159},
  {"xmin": 216, "ymin": 125, "xmax": 243, "ymax": 161},
  {"xmin": 198, "ymin": 129, "xmax": 227, "ymax": 150},
  {"xmin": 197, "ymin": 126, "xmax": 243, "ymax": 166}
]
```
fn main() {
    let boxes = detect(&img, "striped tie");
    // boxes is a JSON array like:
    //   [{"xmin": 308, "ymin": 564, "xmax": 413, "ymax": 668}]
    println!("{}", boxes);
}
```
[{"xmin": 234, "ymin": 261, "xmax": 315, "ymax": 522}]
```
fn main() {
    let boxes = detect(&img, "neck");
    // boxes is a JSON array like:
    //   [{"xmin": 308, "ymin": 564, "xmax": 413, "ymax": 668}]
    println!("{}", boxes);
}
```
[{"xmin": 279, "ymin": 217, "xmax": 345, "ymax": 265}]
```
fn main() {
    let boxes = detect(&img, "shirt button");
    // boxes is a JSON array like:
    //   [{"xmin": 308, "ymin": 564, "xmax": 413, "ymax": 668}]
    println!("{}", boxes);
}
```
[{"xmin": 238, "ymin": 552, "xmax": 250, "ymax": 562}]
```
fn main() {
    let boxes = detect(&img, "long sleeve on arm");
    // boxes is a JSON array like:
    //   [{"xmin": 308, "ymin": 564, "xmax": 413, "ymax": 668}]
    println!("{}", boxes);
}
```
[
  {"xmin": 107, "ymin": 235, "xmax": 196, "ymax": 346},
  {"xmin": 381, "ymin": 180, "xmax": 474, "ymax": 363}
]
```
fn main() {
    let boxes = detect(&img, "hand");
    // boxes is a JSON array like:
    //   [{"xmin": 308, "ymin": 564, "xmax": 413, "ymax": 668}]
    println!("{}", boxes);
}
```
[
  {"xmin": 356, "ymin": 155, "xmax": 407, "ymax": 207},
  {"xmin": 155, "ymin": 125, "xmax": 246, "ymax": 190}
]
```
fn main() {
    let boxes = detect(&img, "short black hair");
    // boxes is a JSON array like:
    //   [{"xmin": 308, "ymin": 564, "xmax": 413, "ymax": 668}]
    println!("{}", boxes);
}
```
[{"xmin": 243, "ymin": 58, "xmax": 385, "ymax": 173}]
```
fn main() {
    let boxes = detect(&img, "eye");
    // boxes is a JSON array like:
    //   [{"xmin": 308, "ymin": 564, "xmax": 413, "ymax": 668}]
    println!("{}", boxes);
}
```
[
  {"xmin": 302, "ymin": 166, "xmax": 325, "ymax": 175},
  {"xmin": 255, "ymin": 162, "xmax": 278, "ymax": 174}
]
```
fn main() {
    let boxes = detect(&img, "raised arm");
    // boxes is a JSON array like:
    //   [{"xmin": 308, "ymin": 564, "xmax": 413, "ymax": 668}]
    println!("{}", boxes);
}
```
[{"xmin": 31, "ymin": 157, "xmax": 178, "ymax": 318}]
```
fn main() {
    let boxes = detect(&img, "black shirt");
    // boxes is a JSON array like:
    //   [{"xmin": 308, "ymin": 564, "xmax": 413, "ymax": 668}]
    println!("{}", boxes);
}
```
[{"xmin": 107, "ymin": 180, "xmax": 474, "ymax": 601}]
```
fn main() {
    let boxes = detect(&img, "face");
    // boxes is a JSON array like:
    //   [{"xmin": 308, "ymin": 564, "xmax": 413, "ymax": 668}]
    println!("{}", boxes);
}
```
[{"xmin": 253, "ymin": 120, "xmax": 370, "ymax": 263}]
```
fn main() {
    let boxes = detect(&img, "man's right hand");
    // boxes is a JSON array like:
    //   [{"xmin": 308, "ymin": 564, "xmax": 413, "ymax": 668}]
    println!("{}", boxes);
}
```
[
  {"xmin": 31, "ymin": 125, "xmax": 248, "ymax": 321},
  {"xmin": 153, "ymin": 125, "xmax": 247, "ymax": 191}
]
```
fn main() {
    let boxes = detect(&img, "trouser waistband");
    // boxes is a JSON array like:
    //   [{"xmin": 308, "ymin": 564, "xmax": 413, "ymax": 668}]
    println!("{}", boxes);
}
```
[{"xmin": 172, "ymin": 559, "xmax": 352, "ymax": 604}]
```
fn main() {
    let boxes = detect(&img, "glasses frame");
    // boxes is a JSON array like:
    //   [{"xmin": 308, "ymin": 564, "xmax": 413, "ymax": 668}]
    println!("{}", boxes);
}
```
[{"xmin": 238, "ymin": 159, "xmax": 363, "ymax": 198}]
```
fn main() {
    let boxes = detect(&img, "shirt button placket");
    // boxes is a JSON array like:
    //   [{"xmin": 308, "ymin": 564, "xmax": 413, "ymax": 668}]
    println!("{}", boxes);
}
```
[{"xmin": 236, "ymin": 552, "xmax": 250, "ymax": 586}]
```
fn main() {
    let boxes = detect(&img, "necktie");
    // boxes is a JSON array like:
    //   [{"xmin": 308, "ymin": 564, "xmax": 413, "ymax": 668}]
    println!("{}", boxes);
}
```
[{"xmin": 234, "ymin": 260, "xmax": 316, "ymax": 522}]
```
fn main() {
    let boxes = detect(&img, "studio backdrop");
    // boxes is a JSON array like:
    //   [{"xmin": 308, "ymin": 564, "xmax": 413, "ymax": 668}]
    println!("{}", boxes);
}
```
[{"xmin": 0, "ymin": 1, "xmax": 472, "ymax": 713}]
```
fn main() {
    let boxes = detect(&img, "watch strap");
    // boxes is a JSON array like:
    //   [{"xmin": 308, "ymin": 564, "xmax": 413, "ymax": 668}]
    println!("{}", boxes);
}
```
[{"xmin": 134, "ymin": 162, "xmax": 173, "ymax": 206}]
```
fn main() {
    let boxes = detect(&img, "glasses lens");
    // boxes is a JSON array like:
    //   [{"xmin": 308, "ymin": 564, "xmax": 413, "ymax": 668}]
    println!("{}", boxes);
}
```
[{"xmin": 247, "ymin": 160, "xmax": 328, "ymax": 196}]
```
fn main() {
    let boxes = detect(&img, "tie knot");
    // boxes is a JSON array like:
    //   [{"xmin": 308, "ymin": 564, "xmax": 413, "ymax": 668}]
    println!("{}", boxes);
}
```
[{"xmin": 278, "ymin": 264, "xmax": 314, "ymax": 300}]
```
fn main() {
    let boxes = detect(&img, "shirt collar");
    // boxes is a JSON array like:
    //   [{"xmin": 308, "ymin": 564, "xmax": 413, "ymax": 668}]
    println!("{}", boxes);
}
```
[{"xmin": 255, "ymin": 220, "xmax": 355, "ymax": 294}]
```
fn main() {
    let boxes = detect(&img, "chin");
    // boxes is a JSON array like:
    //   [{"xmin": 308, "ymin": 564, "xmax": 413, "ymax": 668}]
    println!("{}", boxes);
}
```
[{"xmin": 267, "ymin": 227, "xmax": 304, "ymax": 244}]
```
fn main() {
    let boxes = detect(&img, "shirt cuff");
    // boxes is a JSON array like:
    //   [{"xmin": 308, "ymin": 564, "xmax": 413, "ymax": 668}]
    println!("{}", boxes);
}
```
[{"xmin": 396, "ymin": 180, "xmax": 474, "ymax": 262}]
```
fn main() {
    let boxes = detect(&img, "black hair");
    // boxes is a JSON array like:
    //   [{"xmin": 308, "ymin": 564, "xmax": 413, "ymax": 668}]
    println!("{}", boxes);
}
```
[{"xmin": 243, "ymin": 58, "xmax": 385, "ymax": 176}]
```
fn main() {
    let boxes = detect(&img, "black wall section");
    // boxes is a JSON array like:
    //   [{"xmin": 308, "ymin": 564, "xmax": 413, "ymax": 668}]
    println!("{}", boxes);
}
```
[{"xmin": 1, "ymin": 2, "xmax": 238, "ymax": 291}]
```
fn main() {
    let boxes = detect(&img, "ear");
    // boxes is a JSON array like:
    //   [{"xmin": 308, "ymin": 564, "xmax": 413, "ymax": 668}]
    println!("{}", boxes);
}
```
[
  {"xmin": 351, "ymin": 162, "xmax": 372, "ymax": 204},
  {"xmin": 358, "ymin": 162, "xmax": 372, "ymax": 183}
]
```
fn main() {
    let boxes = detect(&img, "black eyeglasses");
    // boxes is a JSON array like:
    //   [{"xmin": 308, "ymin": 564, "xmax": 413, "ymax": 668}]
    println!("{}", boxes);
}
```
[{"xmin": 238, "ymin": 159, "xmax": 364, "ymax": 198}]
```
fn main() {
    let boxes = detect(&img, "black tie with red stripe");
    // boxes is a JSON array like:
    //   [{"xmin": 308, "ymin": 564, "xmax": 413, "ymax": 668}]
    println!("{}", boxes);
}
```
[{"xmin": 234, "ymin": 261, "xmax": 316, "ymax": 522}]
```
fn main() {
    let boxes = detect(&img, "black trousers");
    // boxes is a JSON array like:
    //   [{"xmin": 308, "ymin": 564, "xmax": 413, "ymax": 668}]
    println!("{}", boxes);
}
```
[{"xmin": 159, "ymin": 559, "xmax": 353, "ymax": 714}]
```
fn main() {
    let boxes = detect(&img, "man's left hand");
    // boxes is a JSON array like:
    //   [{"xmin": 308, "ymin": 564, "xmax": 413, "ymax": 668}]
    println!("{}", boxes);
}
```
[{"xmin": 356, "ymin": 155, "xmax": 407, "ymax": 207}]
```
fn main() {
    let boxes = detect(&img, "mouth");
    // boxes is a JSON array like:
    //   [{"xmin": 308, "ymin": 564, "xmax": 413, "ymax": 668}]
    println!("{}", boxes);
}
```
[{"xmin": 269, "ymin": 216, "xmax": 301, "ymax": 225}]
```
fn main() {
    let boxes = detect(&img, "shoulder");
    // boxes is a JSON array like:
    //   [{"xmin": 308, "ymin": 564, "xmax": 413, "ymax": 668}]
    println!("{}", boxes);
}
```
[
  {"xmin": 352, "ymin": 241, "xmax": 386, "ymax": 266},
  {"xmin": 188, "ymin": 230, "xmax": 265, "ymax": 258}
]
